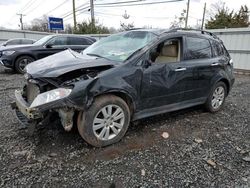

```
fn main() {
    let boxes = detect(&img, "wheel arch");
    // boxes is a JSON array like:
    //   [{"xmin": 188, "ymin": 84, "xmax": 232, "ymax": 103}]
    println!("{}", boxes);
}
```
[
  {"xmin": 14, "ymin": 54, "xmax": 36, "ymax": 64},
  {"xmin": 217, "ymin": 78, "xmax": 230, "ymax": 96},
  {"xmin": 94, "ymin": 90, "xmax": 136, "ymax": 117}
]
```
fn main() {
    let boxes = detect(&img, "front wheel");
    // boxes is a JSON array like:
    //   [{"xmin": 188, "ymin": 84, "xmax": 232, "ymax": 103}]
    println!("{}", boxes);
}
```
[
  {"xmin": 77, "ymin": 95, "xmax": 130, "ymax": 147},
  {"xmin": 15, "ymin": 56, "xmax": 35, "ymax": 74},
  {"xmin": 205, "ymin": 81, "xmax": 227, "ymax": 113}
]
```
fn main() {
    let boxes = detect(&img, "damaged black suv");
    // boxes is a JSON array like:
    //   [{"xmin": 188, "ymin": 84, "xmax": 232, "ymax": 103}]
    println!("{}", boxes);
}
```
[{"xmin": 12, "ymin": 28, "xmax": 235, "ymax": 147}]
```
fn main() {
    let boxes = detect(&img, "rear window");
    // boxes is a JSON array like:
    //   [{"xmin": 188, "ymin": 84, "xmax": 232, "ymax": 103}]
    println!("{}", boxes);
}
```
[
  {"xmin": 68, "ymin": 37, "xmax": 92, "ymax": 45},
  {"xmin": 185, "ymin": 37, "xmax": 212, "ymax": 60},
  {"xmin": 212, "ymin": 40, "xmax": 225, "ymax": 57}
]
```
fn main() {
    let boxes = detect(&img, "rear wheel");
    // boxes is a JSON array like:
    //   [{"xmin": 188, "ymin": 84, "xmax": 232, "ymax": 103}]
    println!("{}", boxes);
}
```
[
  {"xmin": 205, "ymin": 81, "xmax": 227, "ymax": 112},
  {"xmin": 77, "ymin": 95, "xmax": 130, "ymax": 147},
  {"xmin": 15, "ymin": 56, "xmax": 35, "ymax": 74}
]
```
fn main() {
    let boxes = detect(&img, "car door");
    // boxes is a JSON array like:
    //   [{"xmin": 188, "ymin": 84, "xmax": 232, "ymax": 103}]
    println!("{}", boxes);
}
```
[
  {"xmin": 68, "ymin": 36, "xmax": 92, "ymax": 52},
  {"xmin": 182, "ymin": 36, "xmax": 215, "ymax": 101},
  {"xmin": 37, "ymin": 36, "xmax": 69, "ymax": 59},
  {"xmin": 139, "ymin": 37, "xmax": 195, "ymax": 110}
]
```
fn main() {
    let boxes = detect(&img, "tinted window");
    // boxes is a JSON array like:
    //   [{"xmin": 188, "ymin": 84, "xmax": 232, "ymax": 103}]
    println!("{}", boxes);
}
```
[
  {"xmin": 212, "ymin": 40, "xmax": 224, "ymax": 57},
  {"xmin": 21, "ymin": 39, "xmax": 34, "ymax": 44},
  {"xmin": 48, "ymin": 36, "xmax": 68, "ymax": 45},
  {"xmin": 185, "ymin": 37, "xmax": 212, "ymax": 60},
  {"xmin": 68, "ymin": 37, "xmax": 92, "ymax": 45},
  {"xmin": 7, "ymin": 39, "xmax": 21, "ymax": 45}
]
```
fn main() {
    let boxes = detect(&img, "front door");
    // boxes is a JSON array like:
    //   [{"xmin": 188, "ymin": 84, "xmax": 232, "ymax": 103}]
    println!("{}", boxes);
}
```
[{"xmin": 139, "ymin": 37, "xmax": 196, "ymax": 110}]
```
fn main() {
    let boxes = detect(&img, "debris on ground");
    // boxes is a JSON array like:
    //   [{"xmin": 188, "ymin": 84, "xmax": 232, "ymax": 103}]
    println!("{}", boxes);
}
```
[
  {"xmin": 161, "ymin": 132, "xmax": 169, "ymax": 139},
  {"xmin": 0, "ymin": 66, "xmax": 249, "ymax": 187}
]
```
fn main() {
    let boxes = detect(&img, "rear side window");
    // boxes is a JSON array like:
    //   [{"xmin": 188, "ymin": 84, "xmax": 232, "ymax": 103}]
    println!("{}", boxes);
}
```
[
  {"xmin": 7, "ymin": 39, "xmax": 21, "ymax": 45},
  {"xmin": 212, "ymin": 40, "xmax": 225, "ymax": 57},
  {"xmin": 21, "ymin": 39, "xmax": 34, "ymax": 44},
  {"xmin": 185, "ymin": 37, "xmax": 212, "ymax": 60},
  {"xmin": 48, "ymin": 36, "xmax": 68, "ymax": 45},
  {"xmin": 68, "ymin": 37, "xmax": 92, "ymax": 45}
]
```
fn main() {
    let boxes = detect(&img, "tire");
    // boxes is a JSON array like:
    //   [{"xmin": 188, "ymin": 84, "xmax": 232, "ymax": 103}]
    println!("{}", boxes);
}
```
[
  {"xmin": 15, "ymin": 56, "xmax": 35, "ymax": 74},
  {"xmin": 77, "ymin": 95, "xmax": 130, "ymax": 147},
  {"xmin": 205, "ymin": 81, "xmax": 227, "ymax": 113}
]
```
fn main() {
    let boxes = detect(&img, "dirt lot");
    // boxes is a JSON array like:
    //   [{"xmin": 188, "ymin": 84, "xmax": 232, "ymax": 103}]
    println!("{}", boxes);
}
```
[{"xmin": 0, "ymin": 66, "xmax": 249, "ymax": 187}]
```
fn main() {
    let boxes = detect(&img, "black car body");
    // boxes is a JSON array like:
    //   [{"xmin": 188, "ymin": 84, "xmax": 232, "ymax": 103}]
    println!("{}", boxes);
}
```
[
  {"xmin": 1, "ymin": 38, "xmax": 36, "ymax": 46},
  {"xmin": 0, "ymin": 34, "xmax": 96, "ymax": 73},
  {"xmin": 12, "ymin": 29, "xmax": 235, "ymax": 147}
]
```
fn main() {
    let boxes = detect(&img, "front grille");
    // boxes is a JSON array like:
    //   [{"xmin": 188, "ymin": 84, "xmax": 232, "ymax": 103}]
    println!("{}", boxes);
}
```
[{"xmin": 26, "ymin": 82, "xmax": 40, "ymax": 104}]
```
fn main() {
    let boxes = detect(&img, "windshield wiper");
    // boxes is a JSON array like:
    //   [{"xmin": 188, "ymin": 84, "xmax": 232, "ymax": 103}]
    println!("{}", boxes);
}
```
[{"xmin": 87, "ymin": 53, "xmax": 106, "ymax": 59}]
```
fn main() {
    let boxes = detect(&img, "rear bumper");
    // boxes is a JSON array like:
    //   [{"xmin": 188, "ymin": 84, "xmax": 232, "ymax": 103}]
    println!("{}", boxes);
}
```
[{"xmin": 11, "ymin": 90, "xmax": 42, "ymax": 120}]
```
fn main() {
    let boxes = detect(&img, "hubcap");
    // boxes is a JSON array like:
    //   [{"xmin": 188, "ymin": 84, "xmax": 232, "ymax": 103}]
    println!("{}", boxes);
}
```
[
  {"xmin": 211, "ymin": 86, "xmax": 225, "ymax": 109},
  {"xmin": 93, "ymin": 104, "xmax": 125, "ymax": 141},
  {"xmin": 19, "ymin": 58, "xmax": 32, "ymax": 71}
]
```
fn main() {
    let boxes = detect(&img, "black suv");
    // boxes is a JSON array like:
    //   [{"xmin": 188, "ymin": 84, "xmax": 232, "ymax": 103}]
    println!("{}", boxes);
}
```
[
  {"xmin": 12, "ymin": 29, "xmax": 235, "ymax": 147},
  {"xmin": 0, "ymin": 34, "xmax": 96, "ymax": 73}
]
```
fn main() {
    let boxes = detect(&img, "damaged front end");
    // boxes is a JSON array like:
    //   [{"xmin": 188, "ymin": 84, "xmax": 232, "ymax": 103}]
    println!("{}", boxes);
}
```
[{"xmin": 12, "ymin": 64, "xmax": 113, "ymax": 131}]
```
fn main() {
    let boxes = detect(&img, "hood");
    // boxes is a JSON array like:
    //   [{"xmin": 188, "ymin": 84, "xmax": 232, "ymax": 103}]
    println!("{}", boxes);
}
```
[
  {"xmin": 26, "ymin": 49, "xmax": 117, "ymax": 78},
  {"xmin": 0, "ymin": 44, "xmax": 36, "ymax": 51}
]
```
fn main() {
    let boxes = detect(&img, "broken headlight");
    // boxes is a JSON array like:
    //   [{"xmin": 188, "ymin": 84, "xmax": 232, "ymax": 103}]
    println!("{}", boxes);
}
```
[{"xmin": 30, "ymin": 88, "xmax": 72, "ymax": 108}]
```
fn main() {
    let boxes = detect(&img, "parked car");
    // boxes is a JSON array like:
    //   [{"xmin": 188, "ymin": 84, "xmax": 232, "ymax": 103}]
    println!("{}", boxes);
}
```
[
  {"xmin": 1, "ymin": 38, "xmax": 36, "ymax": 47},
  {"xmin": 12, "ymin": 28, "xmax": 235, "ymax": 147},
  {"xmin": 0, "ymin": 34, "xmax": 96, "ymax": 73}
]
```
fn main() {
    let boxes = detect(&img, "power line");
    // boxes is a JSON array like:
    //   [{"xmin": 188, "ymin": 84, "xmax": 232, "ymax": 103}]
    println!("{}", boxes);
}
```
[
  {"xmin": 45, "ymin": 0, "xmax": 70, "ymax": 15},
  {"xmin": 18, "ymin": 0, "xmax": 37, "ymax": 13},
  {"xmin": 95, "ymin": 0, "xmax": 184, "ymax": 8},
  {"xmin": 95, "ymin": 0, "xmax": 145, "ymax": 6},
  {"xmin": 23, "ymin": 0, "xmax": 45, "ymax": 15}
]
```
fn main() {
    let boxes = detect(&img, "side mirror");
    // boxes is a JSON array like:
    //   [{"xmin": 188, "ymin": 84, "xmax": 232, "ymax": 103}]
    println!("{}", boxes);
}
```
[
  {"xmin": 45, "ymin": 44, "xmax": 52, "ymax": 48},
  {"xmin": 143, "ymin": 59, "xmax": 152, "ymax": 68}
]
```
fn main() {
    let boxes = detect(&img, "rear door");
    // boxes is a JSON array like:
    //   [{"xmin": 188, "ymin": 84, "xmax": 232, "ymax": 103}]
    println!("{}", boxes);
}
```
[{"xmin": 182, "ymin": 36, "xmax": 215, "ymax": 100}]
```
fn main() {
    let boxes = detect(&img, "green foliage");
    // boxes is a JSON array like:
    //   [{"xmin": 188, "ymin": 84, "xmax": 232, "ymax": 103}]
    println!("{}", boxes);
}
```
[
  {"xmin": 74, "ymin": 20, "xmax": 110, "ymax": 34},
  {"xmin": 206, "ymin": 4, "xmax": 250, "ymax": 29},
  {"xmin": 119, "ymin": 22, "xmax": 134, "ymax": 31}
]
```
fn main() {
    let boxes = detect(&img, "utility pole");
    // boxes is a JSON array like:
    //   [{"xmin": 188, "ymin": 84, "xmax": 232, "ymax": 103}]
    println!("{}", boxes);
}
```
[
  {"xmin": 90, "ymin": 0, "xmax": 95, "ymax": 26},
  {"xmin": 201, "ymin": 2, "xmax": 206, "ymax": 30},
  {"xmin": 72, "ymin": 0, "xmax": 77, "ymax": 31},
  {"xmin": 17, "ymin": 13, "xmax": 25, "ymax": 30},
  {"xmin": 185, "ymin": 0, "xmax": 190, "ymax": 28}
]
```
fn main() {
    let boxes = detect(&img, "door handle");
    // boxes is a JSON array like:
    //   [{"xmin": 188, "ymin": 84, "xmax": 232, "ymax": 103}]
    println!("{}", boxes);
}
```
[
  {"xmin": 211, "ymin": 62, "xmax": 219, "ymax": 66},
  {"xmin": 175, "ymin": 67, "xmax": 186, "ymax": 72}
]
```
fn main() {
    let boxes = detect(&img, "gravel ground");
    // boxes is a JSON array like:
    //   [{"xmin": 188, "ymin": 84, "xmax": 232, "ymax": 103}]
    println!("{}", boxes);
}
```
[{"xmin": 0, "ymin": 66, "xmax": 249, "ymax": 188}]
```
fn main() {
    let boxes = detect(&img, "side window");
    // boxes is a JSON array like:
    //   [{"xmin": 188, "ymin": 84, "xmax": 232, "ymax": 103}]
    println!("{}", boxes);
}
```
[
  {"xmin": 22, "ymin": 39, "xmax": 34, "ymax": 44},
  {"xmin": 48, "ymin": 36, "xmax": 68, "ymax": 46},
  {"xmin": 69, "ymin": 37, "xmax": 92, "ymax": 45},
  {"xmin": 185, "ymin": 37, "xmax": 212, "ymax": 60},
  {"xmin": 8, "ymin": 39, "xmax": 20, "ymax": 45},
  {"xmin": 212, "ymin": 40, "xmax": 225, "ymax": 57},
  {"xmin": 150, "ymin": 38, "xmax": 181, "ymax": 64}
]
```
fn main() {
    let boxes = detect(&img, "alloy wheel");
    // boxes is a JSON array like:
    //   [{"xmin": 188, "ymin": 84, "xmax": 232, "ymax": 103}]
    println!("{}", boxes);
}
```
[
  {"xmin": 211, "ymin": 86, "xmax": 225, "ymax": 110},
  {"xmin": 93, "ymin": 104, "xmax": 125, "ymax": 141}
]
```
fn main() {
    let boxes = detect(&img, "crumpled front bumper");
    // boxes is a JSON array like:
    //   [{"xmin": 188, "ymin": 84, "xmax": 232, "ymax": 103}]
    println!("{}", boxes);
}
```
[{"xmin": 11, "ymin": 90, "xmax": 42, "ymax": 120}]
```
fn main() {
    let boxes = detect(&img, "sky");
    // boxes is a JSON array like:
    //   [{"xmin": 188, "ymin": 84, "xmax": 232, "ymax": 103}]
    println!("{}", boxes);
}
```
[{"xmin": 0, "ymin": 0, "xmax": 250, "ymax": 30}]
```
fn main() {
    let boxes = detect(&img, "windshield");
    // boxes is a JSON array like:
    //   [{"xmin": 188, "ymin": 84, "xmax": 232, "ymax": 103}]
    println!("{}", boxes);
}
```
[
  {"xmin": 82, "ymin": 31, "xmax": 157, "ymax": 62},
  {"xmin": 34, "ymin": 35, "xmax": 54, "ymax": 45}
]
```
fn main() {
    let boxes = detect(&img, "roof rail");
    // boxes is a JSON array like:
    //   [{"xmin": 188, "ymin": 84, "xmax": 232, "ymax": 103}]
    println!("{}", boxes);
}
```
[{"xmin": 165, "ymin": 28, "xmax": 221, "ymax": 41}]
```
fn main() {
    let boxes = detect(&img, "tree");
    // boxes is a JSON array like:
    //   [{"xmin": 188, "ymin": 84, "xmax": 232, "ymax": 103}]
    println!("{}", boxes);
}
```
[
  {"xmin": 206, "ymin": 2, "xmax": 250, "ymax": 29},
  {"xmin": 74, "ymin": 20, "xmax": 110, "ymax": 34},
  {"xmin": 119, "ymin": 10, "xmax": 134, "ymax": 31},
  {"xmin": 26, "ymin": 15, "xmax": 49, "ymax": 32},
  {"xmin": 170, "ymin": 9, "xmax": 186, "ymax": 28}
]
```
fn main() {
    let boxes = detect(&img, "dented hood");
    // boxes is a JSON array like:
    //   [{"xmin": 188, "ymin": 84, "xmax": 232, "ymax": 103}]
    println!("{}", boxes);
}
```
[{"xmin": 26, "ymin": 49, "xmax": 116, "ymax": 78}]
